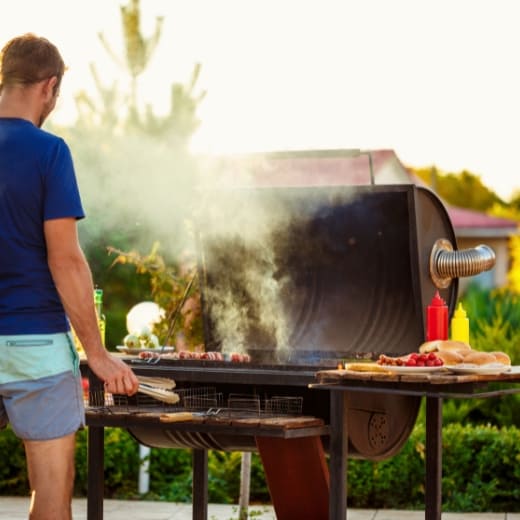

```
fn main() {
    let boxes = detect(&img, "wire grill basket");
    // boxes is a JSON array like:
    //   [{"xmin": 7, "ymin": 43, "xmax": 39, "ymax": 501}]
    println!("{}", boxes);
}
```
[
  {"xmin": 86, "ymin": 386, "xmax": 222, "ymax": 414},
  {"xmin": 86, "ymin": 387, "xmax": 303, "ymax": 418}
]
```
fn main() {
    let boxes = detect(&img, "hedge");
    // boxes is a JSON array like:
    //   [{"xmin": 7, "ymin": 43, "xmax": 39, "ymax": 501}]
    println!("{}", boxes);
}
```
[{"xmin": 1, "ymin": 422, "xmax": 520, "ymax": 512}]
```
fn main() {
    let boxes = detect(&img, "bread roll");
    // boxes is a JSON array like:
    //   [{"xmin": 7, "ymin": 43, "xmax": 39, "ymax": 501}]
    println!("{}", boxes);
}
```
[
  {"xmin": 419, "ymin": 340, "xmax": 442, "ymax": 353},
  {"xmin": 419, "ymin": 339, "xmax": 472, "ymax": 354},
  {"xmin": 436, "ymin": 350, "xmax": 464, "ymax": 366},
  {"xmin": 462, "ymin": 351, "xmax": 497, "ymax": 366},
  {"xmin": 438, "ymin": 340, "xmax": 472, "ymax": 353},
  {"xmin": 344, "ymin": 362, "xmax": 391, "ymax": 373},
  {"xmin": 489, "ymin": 351, "xmax": 511, "ymax": 366}
]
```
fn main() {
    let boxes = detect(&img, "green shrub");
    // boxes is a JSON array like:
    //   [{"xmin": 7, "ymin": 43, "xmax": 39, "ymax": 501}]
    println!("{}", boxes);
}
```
[
  {"xmin": 146, "ymin": 445, "xmax": 193, "ymax": 501},
  {"xmin": 427, "ymin": 284, "xmax": 520, "ymax": 428},
  {"xmin": 3, "ymin": 422, "xmax": 520, "ymax": 512},
  {"xmin": 0, "ymin": 426, "xmax": 28, "ymax": 495},
  {"xmin": 348, "ymin": 422, "xmax": 520, "ymax": 512},
  {"xmin": 462, "ymin": 284, "xmax": 520, "ymax": 364},
  {"xmin": 441, "ymin": 423, "xmax": 520, "ymax": 511}
]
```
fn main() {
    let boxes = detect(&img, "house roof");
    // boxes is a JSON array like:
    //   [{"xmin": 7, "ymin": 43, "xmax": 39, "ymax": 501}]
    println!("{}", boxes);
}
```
[
  {"xmin": 211, "ymin": 148, "xmax": 519, "ymax": 238},
  {"xmin": 447, "ymin": 206, "xmax": 519, "ymax": 238},
  {"xmin": 218, "ymin": 148, "xmax": 402, "ymax": 187}
]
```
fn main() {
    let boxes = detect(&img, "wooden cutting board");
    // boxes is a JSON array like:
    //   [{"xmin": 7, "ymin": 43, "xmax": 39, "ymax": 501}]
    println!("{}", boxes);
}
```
[{"xmin": 315, "ymin": 366, "xmax": 520, "ymax": 384}]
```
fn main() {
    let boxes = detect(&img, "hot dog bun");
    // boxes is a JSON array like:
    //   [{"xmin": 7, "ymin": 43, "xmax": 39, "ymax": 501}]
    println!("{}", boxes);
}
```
[
  {"xmin": 461, "ymin": 351, "xmax": 498, "ymax": 366},
  {"xmin": 489, "ymin": 351, "xmax": 511, "ymax": 366},
  {"xmin": 420, "ymin": 340, "xmax": 512, "ymax": 367},
  {"xmin": 419, "ymin": 339, "xmax": 472, "ymax": 354},
  {"xmin": 436, "ymin": 350, "xmax": 465, "ymax": 366}
]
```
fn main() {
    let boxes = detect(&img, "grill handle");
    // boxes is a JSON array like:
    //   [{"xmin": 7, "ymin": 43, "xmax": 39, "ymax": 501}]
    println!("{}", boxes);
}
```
[{"xmin": 429, "ymin": 238, "xmax": 496, "ymax": 289}]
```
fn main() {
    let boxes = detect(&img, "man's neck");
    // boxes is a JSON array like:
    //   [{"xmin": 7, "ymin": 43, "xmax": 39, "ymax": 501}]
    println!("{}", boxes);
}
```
[{"xmin": 0, "ymin": 88, "xmax": 40, "ymax": 125}]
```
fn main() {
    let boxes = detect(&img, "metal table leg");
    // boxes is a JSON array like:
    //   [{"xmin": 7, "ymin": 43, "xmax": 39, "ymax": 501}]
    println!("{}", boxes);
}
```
[
  {"xmin": 425, "ymin": 396, "xmax": 443, "ymax": 520},
  {"xmin": 192, "ymin": 448, "xmax": 208, "ymax": 520},
  {"xmin": 329, "ymin": 391, "xmax": 348, "ymax": 520},
  {"xmin": 87, "ymin": 425, "xmax": 105, "ymax": 520}
]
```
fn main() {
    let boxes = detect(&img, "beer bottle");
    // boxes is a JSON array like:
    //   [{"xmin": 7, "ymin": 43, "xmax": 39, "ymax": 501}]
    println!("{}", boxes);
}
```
[{"xmin": 94, "ymin": 288, "xmax": 106, "ymax": 347}]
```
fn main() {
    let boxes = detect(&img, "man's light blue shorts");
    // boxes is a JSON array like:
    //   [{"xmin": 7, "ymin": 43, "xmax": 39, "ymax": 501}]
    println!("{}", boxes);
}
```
[{"xmin": 0, "ymin": 332, "xmax": 85, "ymax": 440}]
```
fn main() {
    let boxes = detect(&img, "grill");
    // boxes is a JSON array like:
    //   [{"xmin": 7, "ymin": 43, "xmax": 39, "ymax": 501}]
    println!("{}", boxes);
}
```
[
  {"xmin": 105, "ymin": 183, "xmax": 492, "ymax": 458},
  {"xmin": 85, "ymin": 181, "xmax": 495, "ymax": 519}
]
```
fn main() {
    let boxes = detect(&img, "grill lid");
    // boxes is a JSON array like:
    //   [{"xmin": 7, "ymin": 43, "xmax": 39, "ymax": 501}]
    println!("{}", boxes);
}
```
[{"xmin": 196, "ymin": 184, "xmax": 461, "ymax": 365}]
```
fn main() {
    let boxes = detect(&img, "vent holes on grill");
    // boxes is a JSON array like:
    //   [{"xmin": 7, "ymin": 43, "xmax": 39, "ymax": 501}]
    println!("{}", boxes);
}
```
[{"xmin": 368, "ymin": 413, "xmax": 389, "ymax": 451}]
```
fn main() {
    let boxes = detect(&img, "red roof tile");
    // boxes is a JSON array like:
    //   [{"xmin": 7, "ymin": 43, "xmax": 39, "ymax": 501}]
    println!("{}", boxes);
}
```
[{"xmin": 447, "ymin": 206, "xmax": 518, "ymax": 229}]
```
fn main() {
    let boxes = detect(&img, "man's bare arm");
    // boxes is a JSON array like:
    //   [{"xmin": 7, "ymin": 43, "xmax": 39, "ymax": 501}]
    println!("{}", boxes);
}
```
[{"xmin": 44, "ymin": 217, "xmax": 138, "ymax": 395}]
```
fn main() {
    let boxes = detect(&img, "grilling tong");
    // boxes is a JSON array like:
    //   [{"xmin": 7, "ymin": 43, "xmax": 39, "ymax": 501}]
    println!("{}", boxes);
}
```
[{"xmin": 137, "ymin": 375, "xmax": 180, "ymax": 404}]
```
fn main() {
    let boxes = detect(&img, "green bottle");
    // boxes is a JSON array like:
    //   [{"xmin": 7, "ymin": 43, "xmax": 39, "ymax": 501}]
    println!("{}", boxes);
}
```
[{"xmin": 94, "ymin": 288, "xmax": 106, "ymax": 347}]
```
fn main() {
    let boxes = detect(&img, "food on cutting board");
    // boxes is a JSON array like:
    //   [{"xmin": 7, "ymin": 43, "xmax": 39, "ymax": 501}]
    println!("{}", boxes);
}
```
[
  {"xmin": 419, "ymin": 339, "xmax": 472, "ymax": 354},
  {"xmin": 378, "ymin": 352, "xmax": 444, "ymax": 367},
  {"xmin": 436, "ymin": 350, "xmax": 464, "ymax": 366},
  {"xmin": 462, "ymin": 351, "xmax": 511, "ymax": 366},
  {"xmin": 418, "ymin": 339, "xmax": 511, "ymax": 366},
  {"xmin": 343, "ymin": 362, "xmax": 391, "ymax": 373},
  {"xmin": 490, "ymin": 351, "xmax": 511, "ymax": 365},
  {"xmin": 341, "ymin": 352, "xmax": 445, "ymax": 371},
  {"xmin": 340, "ymin": 341, "xmax": 512, "ymax": 373}
]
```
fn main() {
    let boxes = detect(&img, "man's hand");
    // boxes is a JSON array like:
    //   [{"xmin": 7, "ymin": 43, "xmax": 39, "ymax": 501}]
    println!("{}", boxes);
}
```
[{"xmin": 87, "ymin": 352, "xmax": 139, "ymax": 396}]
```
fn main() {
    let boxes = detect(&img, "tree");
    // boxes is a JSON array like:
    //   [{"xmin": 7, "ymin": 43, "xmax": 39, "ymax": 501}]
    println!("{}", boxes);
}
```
[
  {"xmin": 49, "ymin": 0, "xmax": 206, "ymax": 347},
  {"xmin": 75, "ymin": 0, "xmax": 205, "ymax": 142},
  {"xmin": 412, "ymin": 166, "xmax": 504, "ymax": 211},
  {"xmin": 511, "ymin": 190, "xmax": 520, "ymax": 213}
]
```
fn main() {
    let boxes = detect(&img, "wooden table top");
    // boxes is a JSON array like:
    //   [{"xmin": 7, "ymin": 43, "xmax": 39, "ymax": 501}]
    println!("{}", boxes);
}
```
[{"xmin": 315, "ymin": 365, "xmax": 520, "ymax": 385}]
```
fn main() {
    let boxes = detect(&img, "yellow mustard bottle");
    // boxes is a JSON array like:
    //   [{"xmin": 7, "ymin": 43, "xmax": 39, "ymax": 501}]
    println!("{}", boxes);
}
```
[
  {"xmin": 450, "ymin": 302, "xmax": 469, "ymax": 344},
  {"xmin": 71, "ymin": 325, "xmax": 84, "ymax": 355}
]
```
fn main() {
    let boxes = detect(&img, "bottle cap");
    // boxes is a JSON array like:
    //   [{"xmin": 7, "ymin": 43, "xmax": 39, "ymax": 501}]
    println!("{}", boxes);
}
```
[
  {"xmin": 454, "ymin": 302, "xmax": 467, "ymax": 318},
  {"xmin": 430, "ymin": 290, "xmax": 446, "ymax": 307}
]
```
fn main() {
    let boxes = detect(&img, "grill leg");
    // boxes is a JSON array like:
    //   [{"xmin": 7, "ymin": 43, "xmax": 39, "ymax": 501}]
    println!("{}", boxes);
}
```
[
  {"xmin": 329, "ymin": 391, "xmax": 348, "ymax": 520},
  {"xmin": 425, "ymin": 396, "xmax": 443, "ymax": 520},
  {"xmin": 87, "ymin": 426, "xmax": 105, "ymax": 520},
  {"xmin": 192, "ymin": 449, "xmax": 208, "ymax": 520},
  {"xmin": 256, "ymin": 436, "xmax": 329, "ymax": 520}
]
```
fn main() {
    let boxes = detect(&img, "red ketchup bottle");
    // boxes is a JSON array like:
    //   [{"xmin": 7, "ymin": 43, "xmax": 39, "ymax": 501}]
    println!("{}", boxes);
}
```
[{"xmin": 426, "ymin": 291, "xmax": 448, "ymax": 341}]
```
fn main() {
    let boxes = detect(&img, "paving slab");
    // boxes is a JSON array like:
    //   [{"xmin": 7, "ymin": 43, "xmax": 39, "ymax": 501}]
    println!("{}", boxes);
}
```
[
  {"xmin": 0, "ymin": 497, "xmax": 516, "ymax": 519},
  {"xmin": 443, "ymin": 513, "xmax": 506, "ymax": 520},
  {"xmin": 373, "ymin": 510, "xmax": 429, "ymax": 520}
]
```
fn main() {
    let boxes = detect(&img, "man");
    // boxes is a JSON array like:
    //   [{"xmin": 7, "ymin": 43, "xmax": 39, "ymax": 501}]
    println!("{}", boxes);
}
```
[{"xmin": 0, "ymin": 34, "xmax": 139, "ymax": 519}]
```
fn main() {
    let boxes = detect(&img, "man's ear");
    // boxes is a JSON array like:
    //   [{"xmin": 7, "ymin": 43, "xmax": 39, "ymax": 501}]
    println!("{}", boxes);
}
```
[{"xmin": 42, "ymin": 76, "xmax": 58, "ymax": 101}]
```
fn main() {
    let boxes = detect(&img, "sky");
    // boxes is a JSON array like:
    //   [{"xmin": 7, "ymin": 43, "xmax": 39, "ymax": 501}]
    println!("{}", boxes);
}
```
[{"xmin": 1, "ymin": 0, "xmax": 519, "ymax": 200}]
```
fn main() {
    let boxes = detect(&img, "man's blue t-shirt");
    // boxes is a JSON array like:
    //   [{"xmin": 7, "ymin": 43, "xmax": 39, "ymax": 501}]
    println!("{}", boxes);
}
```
[{"xmin": 0, "ymin": 118, "xmax": 85, "ymax": 334}]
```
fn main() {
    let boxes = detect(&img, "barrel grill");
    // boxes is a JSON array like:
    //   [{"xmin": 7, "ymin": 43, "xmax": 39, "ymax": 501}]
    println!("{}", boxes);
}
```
[{"xmin": 124, "ymin": 183, "xmax": 493, "ymax": 460}]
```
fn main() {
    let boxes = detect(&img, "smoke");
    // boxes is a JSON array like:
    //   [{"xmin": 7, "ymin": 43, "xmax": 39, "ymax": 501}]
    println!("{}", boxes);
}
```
[
  {"xmin": 64, "ymin": 127, "xmax": 296, "ymax": 358},
  {"xmin": 66, "ymin": 130, "xmax": 199, "ymax": 259},
  {"xmin": 191, "ymin": 156, "xmax": 303, "ymax": 360},
  {"xmin": 65, "ymin": 132, "xmax": 369, "ymax": 363},
  {"xmin": 203, "ymin": 226, "xmax": 291, "ymax": 360}
]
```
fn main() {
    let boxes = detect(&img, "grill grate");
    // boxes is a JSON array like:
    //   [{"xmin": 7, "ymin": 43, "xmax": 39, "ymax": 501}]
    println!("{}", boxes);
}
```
[
  {"xmin": 86, "ymin": 386, "xmax": 222, "ymax": 414},
  {"xmin": 86, "ymin": 387, "xmax": 303, "ymax": 418},
  {"xmin": 265, "ymin": 396, "xmax": 304, "ymax": 415}
]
